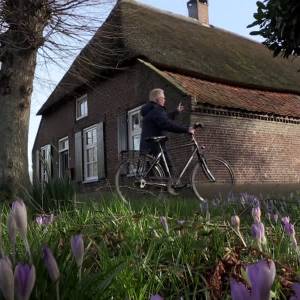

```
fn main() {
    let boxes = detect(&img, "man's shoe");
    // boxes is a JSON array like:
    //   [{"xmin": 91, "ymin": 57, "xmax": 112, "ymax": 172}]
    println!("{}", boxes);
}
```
[
  {"xmin": 167, "ymin": 182, "xmax": 179, "ymax": 196},
  {"xmin": 174, "ymin": 183, "xmax": 187, "ymax": 190}
]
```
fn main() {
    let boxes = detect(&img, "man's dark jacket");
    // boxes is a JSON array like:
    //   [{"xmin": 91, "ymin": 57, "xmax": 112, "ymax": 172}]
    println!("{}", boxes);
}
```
[{"xmin": 139, "ymin": 101, "xmax": 188, "ymax": 154}]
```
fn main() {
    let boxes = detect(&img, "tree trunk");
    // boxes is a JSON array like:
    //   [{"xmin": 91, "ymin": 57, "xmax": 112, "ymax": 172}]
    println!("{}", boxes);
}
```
[{"xmin": 0, "ymin": 48, "xmax": 37, "ymax": 199}]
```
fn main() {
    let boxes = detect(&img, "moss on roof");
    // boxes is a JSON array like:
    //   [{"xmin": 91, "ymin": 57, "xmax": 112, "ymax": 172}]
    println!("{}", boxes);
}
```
[{"xmin": 38, "ymin": 0, "xmax": 300, "ymax": 115}]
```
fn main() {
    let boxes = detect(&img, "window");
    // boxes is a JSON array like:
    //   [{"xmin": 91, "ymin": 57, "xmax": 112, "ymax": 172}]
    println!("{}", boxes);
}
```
[
  {"xmin": 128, "ymin": 106, "xmax": 142, "ymax": 150},
  {"xmin": 83, "ymin": 125, "xmax": 98, "ymax": 181},
  {"xmin": 76, "ymin": 94, "xmax": 88, "ymax": 120},
  {"xmin": 58, "ymin": 137, "xmax": 69, "ymax": 178},
  {"xmin": 40, "ymin": 144, "xmax": 51, "ymax": 183}
]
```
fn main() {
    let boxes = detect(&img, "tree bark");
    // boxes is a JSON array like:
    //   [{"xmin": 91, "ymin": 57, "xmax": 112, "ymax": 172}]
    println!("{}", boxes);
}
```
[{"xmin": 0, "ymin": 48, "xmax": 37, "ymax": 199}]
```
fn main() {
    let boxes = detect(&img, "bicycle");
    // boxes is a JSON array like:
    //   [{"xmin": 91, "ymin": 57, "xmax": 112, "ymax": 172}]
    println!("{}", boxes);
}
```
[{"xmin": 115, "ymin": 123, "xmax": 235, "ymax": 203}]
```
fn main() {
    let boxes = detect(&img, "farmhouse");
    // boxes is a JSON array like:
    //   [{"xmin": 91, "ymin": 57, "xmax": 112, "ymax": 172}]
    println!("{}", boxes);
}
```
[{"xmin": 33, "ymin": 0, "xmax": 300, "ymax": 192}]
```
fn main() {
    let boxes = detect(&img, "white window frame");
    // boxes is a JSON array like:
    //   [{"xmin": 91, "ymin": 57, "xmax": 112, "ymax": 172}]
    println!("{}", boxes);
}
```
[
  {"xmin": 76, "ymin": 94, "xmax": 88, "ymax": 120},
  {"xmin": 58, "ymin": 136, "xmax": 69, "ymax": 178},
  {"xmin": 40, "ymin": 144, "xmax": 51, "ymax": 183},
  {"xmin": 83, "ymin": 125, "xmax": 98, "ymax": 182},
  {"xmin": 128, "ymin": 106, "xmax": 142, "ymax": 151}
]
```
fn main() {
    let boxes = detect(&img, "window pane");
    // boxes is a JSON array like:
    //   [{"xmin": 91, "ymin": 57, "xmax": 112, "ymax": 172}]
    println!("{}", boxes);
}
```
[
  {"xmin": 77, "ymin": 96, "xmax": 88, "ymax": 119},
  {"xmin": 132, "ymin": 113, "xmax": 140, "ymax": 131},
  {"xmin": 83, "ymin": 100, "xmax": 88, "ymax": 115},
  {"xmin": 87, "ymin": 163, "xmax": 93, "ymax": 178},
  {"xmin": 87, "ymin": 148, "xmax": 97, "ymax": 163},
  {"xmin": 92, "ymin": 128, "xmax": 97, "ymax": 143},
  {"xmin": 133, "ymin": 135, "xmax": 140, "ymax": 150},
  {"xmin": 86, "ymin": 131, "xmax": 92, "ymax": 145},
  {"xmin": 83, "ymin": 126, "xmax": 98, "ymax": 180},
  {"xmin": 86, "ymin": 162, "xmax": 97, "ymax": 178},
  {"xmin": 60, "ymin": 150, "xmax": 69, "ymax": 177},
  {"xmin": 59, "ymin": 138, "xmax": 69, "ymax": 151},
  {"xmin": 93, "ymin": 162, "xmax": 98, "ymax": 177}
]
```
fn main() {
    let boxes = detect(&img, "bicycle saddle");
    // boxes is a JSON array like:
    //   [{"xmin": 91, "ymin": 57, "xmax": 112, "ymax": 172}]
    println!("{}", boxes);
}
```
[{"xmin": 145, "ymin": 136, "xmax": 168, "ymax": 143}]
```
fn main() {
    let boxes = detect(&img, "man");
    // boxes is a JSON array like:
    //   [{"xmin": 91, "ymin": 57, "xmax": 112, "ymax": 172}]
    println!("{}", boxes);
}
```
[{"xmin": 139, "ymin": 88, "xmax": 195, "ymax": 193}]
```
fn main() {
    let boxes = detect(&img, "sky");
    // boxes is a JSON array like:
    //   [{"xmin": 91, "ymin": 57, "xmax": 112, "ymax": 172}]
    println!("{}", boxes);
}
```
[{"xmin": 28, "ymin": 0, "xmax": 263, "ymax": 172}]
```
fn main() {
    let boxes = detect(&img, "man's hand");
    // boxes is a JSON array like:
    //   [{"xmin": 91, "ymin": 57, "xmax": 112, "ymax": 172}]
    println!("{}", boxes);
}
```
[
  {"xmin": 188, "ymin": 127, "xmax": 195, "ymax": 135},
  {"xmin": 177, "ymin": 102, "xmax": 184, "ymax": 112}
]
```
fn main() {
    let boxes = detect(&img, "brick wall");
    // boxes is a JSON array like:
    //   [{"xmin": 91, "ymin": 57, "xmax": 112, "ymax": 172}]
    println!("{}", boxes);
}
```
[{"xmin": 191, "ymin": 112, "xmax": 300, "ymax": 184}]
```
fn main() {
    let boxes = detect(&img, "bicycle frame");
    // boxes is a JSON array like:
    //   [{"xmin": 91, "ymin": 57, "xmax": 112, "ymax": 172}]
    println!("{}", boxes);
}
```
[{"xmin": 142, "ymin": 134, "xmax": 217, "ymax": 187}]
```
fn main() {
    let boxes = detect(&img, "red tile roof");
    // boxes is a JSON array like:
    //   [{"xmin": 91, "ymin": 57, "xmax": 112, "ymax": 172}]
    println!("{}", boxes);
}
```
[{"xmin": 164, "ymin": 71, "xmax": 300, "ymax": 118}]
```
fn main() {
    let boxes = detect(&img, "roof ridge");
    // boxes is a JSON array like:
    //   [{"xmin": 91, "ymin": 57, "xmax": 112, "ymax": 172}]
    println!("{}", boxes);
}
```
[{"xmin": 119, "ymin": 0, "xmax": 261, "ymax": 45}]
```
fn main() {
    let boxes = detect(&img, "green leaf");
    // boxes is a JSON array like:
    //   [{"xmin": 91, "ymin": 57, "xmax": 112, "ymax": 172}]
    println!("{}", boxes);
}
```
[{"xmin": 256, "ymin": 1, "xmax": 266, "ymax": 10}]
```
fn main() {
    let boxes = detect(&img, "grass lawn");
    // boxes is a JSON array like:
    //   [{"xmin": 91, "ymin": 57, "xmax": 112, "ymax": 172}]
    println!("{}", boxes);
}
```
[{"xmin": 2, "ymin": 192, "xmax": 300, "ymax": 299}]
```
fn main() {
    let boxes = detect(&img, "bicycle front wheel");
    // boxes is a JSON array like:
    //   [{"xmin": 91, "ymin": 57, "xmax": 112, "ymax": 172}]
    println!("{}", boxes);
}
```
[
  {"xmin": 115, "ymin": 156, "xmax": 166, "ymax": 203},
  {"xmin": 191, "ymin": 158, "xmax": 234, "ymax": 202}
]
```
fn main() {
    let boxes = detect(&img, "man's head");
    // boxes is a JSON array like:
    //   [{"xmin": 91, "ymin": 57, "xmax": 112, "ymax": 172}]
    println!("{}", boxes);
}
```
[{"xmin": 149, "ymin": 88, "xmax": 165, "ymax": 107}]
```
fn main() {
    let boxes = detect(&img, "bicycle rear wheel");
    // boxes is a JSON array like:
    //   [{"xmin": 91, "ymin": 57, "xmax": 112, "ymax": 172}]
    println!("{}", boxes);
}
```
[
  {"xmin": 191, "ymin": 158, "xmax": 234, "ymax": 202},
  {"xmin": 115, "ymin": 156, "xmax": 166, "ymax": 203}
]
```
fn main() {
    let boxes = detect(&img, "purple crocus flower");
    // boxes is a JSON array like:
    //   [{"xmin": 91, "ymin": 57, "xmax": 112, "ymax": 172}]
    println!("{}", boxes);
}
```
[
  {"xmin": 290, "ymin": 282, "xmax": 300, "ymax": 300},
  {"xmin": 150, "ymin": 294, "xmax": 164, "ymax": 300},
  {"xmin": 282, "ymin": 220, "xmax": 298, "ymax": 249},
  {"xmin": 282, "ymin": 216, "xmax": 290, "ymax": 226},
  {"xmin": 35, "ymin": 216, "xmax": 43, "ymax": 225},
  {"xmin": 240, "ymin": 193, "xmax": 260, "ymax": 207},
  {"xmin": 160, "ymin": 216, "xmax": 169, "ymax": 234},
  {"xmin": 71, "ymin": 234, "xmax": 84, "ymax": 268},
  {"xmin": 230, "ymin": 278, "xmax": 250, "ymax": 300},
  {"xmin": 42, "ymin": 246, "xmax": 60, "ymax": 283},
  {"xmin": 230, "ymin": 260, "xmax": 276, "ymax": 300},
  {"xmin": 14, "ymin": 264, "xmax": 36, "ymax": 300},
  {"xmin": 284, "ymin": 222, "xmax": 295, "ymax": 236},
  {"xmin": 0, "ymin": 256, "xmax": 14, "ymax": 300},
  {"xmin": 251, "ymin": 207, "xmax": 261, "ymax": 223},
  {"xmin": 251, "ymin": 222, "xmax": 266, "ymax": 246},
  {"xmin": 36, "ymin": 214, "xmax": 54, "ymax": 226},
  {"xmin": 231, "ymin": 215, "xmax": 240, "ymax": 230},
  {"xmin": 12, "ymin": 199, "xmax": 27, "ymax": 239},
  {"xmin": 247, "ymin": 260, "xmax": 276, "ymax": 299}
]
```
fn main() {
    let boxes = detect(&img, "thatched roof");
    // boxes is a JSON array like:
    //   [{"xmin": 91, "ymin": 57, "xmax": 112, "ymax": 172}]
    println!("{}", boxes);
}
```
[{"xmin": 37, "ymin": 0, "xmax": 300, "ymax": 115}]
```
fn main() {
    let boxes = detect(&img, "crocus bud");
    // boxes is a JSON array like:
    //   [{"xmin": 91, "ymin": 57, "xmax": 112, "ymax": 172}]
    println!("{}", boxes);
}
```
[
  {"xmin": 7, "ymin": 212, "xmax": 17, "ymax": 245},
  {"xmin": 42, "ymin": 246, "xmax": 60, "ymax": 283},
  {"xmin": 251, "ymin": 207, "xmax": 261, "ymax": 223},
  {"xmin": 273, "ymin": 213, "xmax": 278, "ymax": 223},
  {"xmin": 0, "ymin": 256, "xmax": 14, "ymax": 300},
  {"xmin": 12, "ymin": 199, "xmax": 27, "ymax": 239},
  {"xmin": 71, "ymin": 234, "xmax": 84, "ymax": 268},
  {"xmin": 281, "ymin": 216, "xmax": 290, "ymax": 226},
  {"xmin": 160, "ymin": 217, "xmax": 169, "ymax": 235},
  {"xmin": 36, "ymin": 214, "xmax": 54, "ymax": 226},
  {"xmin": 251, "ymin": 222, "xmax": 267, "ymax": 246},
  {"xmin": 14, "ymin": 264, "xmax": 36, "ymax": 300},
  {"xmin": 231, "ymin": 215, "xmax": 240, "ymax": 230},
  {"xmin": 35, "ymin": 216, "xmax": 43, "ymax": 226},
  {"xmin": 150, "ymin": 294, "xmax": 164, "ymax": 300}
]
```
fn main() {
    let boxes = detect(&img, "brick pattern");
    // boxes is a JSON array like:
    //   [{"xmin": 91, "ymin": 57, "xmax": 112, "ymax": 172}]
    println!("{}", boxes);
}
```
[{"xmin": 191, "ymin": 113, "xmax": 300, "ymax": 184}]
